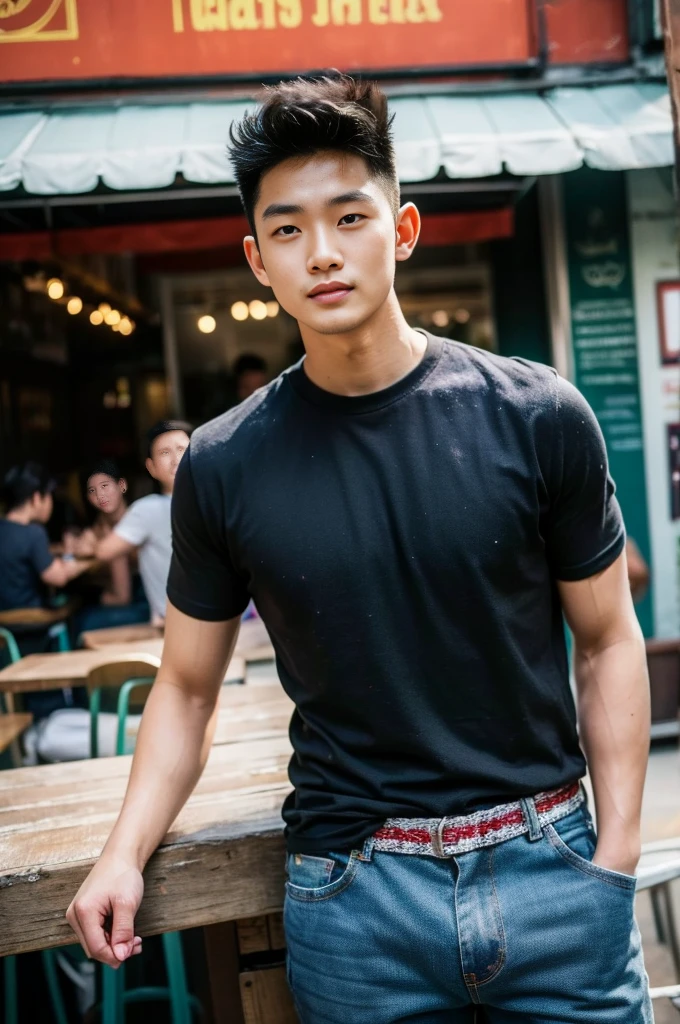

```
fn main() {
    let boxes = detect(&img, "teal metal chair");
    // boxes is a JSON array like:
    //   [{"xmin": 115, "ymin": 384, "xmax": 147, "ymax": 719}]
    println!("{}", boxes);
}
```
[
  {"xmin": 0, "ymin": 626, "xmax": 70, "ymax": 1024},
  {"xmin": 86, "ymin": 656, "xmax": 201, "ymax": 1024}
]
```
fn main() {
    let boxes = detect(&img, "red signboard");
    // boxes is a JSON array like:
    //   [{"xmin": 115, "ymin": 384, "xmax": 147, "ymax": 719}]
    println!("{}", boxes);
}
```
[{"xmin": 0, "ymin": 0, "xmax": 628, "ymax": 85}]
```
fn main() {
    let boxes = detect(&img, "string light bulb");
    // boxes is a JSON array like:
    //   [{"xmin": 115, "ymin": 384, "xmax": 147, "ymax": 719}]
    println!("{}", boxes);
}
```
[
  {"xmin": 249, "ymin": 300, "xmax": 267, "ymax": 321},
  {"xmin": 67, "ymin": 297, "xmax": 83, "ymax": 315},
  {"xmin": 47, "ymin": 278, "xmax": 64, "ymax": 300},
  {"xmin": 90, "ymin": 310, "xmax": 104, "ymax": 325},
  {"xmin": 105, "ymin": 309, "xmax": 121, "ymax": 326},
  {"xmin": 231, "ymin": 301, "xmax": 249, "ymax": 322},
  {"xmin": 197, "ymin": 314, "xmax": 216, "ymax": 334},
  {"xmin": 266, "ymin": 301, "xmax": 279, "ymax": 318}
]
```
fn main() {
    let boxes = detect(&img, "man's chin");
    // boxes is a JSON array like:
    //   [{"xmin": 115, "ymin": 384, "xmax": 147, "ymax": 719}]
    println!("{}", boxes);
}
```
[{"xmin": 303, "ymin": 309, "xmax": 375, "ymax": 337}]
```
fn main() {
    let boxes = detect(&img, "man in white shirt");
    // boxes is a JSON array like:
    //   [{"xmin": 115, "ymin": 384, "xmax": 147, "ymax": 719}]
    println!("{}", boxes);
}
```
[{"xmin": 81, "ymin": 421, "xmax": 191, "ymax": 624}]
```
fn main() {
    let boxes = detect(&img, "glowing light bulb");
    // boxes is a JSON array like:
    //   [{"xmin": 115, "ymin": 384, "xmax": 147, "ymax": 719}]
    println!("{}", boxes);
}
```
[
  {"xmin": 67, "ymin": 296, "xmax": 83, "ymax": 315},
  {"xmin": 105, "ymin": 309, "xmax": 121, "ymax": 326},
  {"xmin": 231, "ymin": 301, "xmax": 249, "ymax": 322},
  {"xmin": 266, "ymin": 301, "xmax": 280, "ymax": 318},
  {"xmin": 197, "ymin": 315, "xmax": 216, "ymax": 334},
  {"xmin": 47, "ymin": 278, "xmax": 64, "ymax": 300},
  {"xmin": 98, "ymin": 302, "xmax": 111, "ymax": 315},
  {"xmin": 90, "ymin": 310, "xmax": 104, "ymax": 325},
  {"xmin": 249, "ymin": 300, "xmax": 267, "ymax": 321}
]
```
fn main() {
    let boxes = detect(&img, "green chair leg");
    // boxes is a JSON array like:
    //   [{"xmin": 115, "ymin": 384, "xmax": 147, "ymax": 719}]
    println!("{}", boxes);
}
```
[
  {"xmin": 4, "ymin": 956, "xmax": 18, "ymax": 1024},
  {"xmin": 0, "ymin": 628, "xmax": 21, "ymax": 664},
  {"xmin": 51, "ymin": 622, "xmax": 71, "ymax": 653},
  {"xmin": 116, "ymin": 678, "xmax": 154, "ymax": 756},
  {"xmin": 162, "ymin": 931, "xmax": 193, "ymax": 1024},
  {"xmin": 41, "ymin": 949, "xmax": 70, "ymax": 1024},
  {"xmin": 102, "ymin": 962, "xmax": 126, "ymax": 1024},
  {"xmin": 89, "ymin": 688, "xmax": 102, "ymax": 758}
]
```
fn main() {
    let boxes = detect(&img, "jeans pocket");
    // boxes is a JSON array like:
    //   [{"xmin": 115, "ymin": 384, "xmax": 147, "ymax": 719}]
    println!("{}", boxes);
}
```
[
  {"xmin": 545, "ymin": 823, "xmax": 637, "ymax": 891},
  {"xmin": 286, "ymin": 850, "xmax": 359, "ymax": 903}
]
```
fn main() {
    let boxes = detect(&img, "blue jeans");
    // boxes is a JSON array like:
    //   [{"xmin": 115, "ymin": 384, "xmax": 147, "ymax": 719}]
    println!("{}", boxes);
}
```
[{"xmin": 284, "ymin": 804, "xmax": 652, "ymax": 1023}]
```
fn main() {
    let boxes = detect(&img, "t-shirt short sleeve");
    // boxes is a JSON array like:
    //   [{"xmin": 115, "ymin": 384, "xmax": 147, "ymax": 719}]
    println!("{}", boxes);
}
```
[
  {"xmin": 545, "ymin": 376, "xmax": 625, "ymax": 581},
  {"xmin": 30, "ymin": 525, "xmax": 54, "ymax": 575},
  {"xmin": 115, "ymin": 500, "xmax": 153, "ymax": 548},
  {"xmin": 166, "ymin": 447, "xmax": 250, "ymax": 621}
]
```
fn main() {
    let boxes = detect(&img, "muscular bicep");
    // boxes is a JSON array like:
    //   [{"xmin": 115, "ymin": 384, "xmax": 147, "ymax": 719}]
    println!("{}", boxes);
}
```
[
  {"xmin": 97, "ymin": 532, "xmax": 135, "ymax": 562},
  {"xmin": 557, "ymin": 551, "xmax": 639, "ymax": 657},
  {"xmin": 158, "ymin": 600, "xmax": 241, "ymax": 702}
]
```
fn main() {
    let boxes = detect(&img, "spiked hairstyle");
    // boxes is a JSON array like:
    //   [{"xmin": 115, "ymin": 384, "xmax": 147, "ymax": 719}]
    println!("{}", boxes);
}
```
[{"xmin": 228, "ymin": 74, "xmax": 399, "ymax": 234}]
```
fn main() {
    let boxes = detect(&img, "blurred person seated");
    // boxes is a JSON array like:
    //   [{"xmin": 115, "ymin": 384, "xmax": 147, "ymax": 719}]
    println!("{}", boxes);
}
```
[
  {"xmin": 234, "ymin": 352, "xmax": 268, "ymax": 402},
  {"xmin": 76, "ymin": 421, "xmax": 191, "ymax": 626},
  {"xmin": 71, "ymin": 459, "xmax": 151, "ymax": 637},
  {"xmin": 0, "ymin": 462, "xmax": 94, "ymax": 718}
]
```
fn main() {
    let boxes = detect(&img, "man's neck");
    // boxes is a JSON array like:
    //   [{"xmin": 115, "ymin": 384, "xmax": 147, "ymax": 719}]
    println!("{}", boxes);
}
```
[
  {"xmin": 300, "ymin": 292, "xmax": 427, "ymax": 397},
  {"xmin": 6, "ymin": 507, "xmax": 32, "ymax": 526}
]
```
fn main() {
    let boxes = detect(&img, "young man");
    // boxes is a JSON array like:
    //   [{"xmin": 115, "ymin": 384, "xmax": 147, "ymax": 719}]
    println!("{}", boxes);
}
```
[
  {"xmin": 78, "ymin": 421, "xmax": 190, "ymax": 625},
  {"xmin": 67, "ymin": 77, "xmax": 652, "ymax": 1022}
]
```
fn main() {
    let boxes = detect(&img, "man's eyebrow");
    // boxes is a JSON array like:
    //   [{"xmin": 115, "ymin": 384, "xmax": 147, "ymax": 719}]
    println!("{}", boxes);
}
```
[
  {"xmin": 261, "ymin": 202, "xmax": 305, "ymax": 220},
  {"xmin": 328, "ymin": 190, "xmax": 377, "ymax": 207}
]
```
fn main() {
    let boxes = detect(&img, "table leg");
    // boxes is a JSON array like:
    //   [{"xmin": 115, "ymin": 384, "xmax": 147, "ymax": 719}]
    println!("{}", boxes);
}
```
[
  {"xmin": 203, "ymin": 922, "xmax": 245, "ymax": 1024},
  {"xmin": 3, "ymin": 692, "xmax": 22, "ymax": 768}
]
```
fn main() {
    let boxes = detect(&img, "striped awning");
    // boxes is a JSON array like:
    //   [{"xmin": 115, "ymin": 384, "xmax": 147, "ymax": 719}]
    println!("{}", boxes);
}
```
[{"xmin": 0, "ymin": 83, "xmax": 672, "ymax": 196}]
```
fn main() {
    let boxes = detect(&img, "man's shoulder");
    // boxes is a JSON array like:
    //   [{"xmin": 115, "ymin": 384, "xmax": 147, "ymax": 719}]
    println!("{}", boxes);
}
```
[
  {"xmin": 438, "ymin": 339, "xmax": 559, "ymax": 414},
  {"xmin": 189, "ymin": 370, "xmax": 294, "ymax": 467}
]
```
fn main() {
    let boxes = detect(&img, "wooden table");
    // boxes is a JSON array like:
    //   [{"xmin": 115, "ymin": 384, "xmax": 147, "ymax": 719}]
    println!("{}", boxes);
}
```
[
  {"xmin": 0, "ymin": 619, "xmax": 275, "ymax": 708},
  {"xmin": 0, "ymin": 681, "xmax": 292, "ymax": 958},
  {"xmin": 81, "ymin": 623, "xmax": 164, "ymax": 649}
]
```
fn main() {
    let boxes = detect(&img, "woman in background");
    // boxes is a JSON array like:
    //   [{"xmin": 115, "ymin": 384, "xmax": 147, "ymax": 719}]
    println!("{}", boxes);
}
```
[{"xmin": 82, "ymin": 459, "xmax": 132, "ymax": 608}]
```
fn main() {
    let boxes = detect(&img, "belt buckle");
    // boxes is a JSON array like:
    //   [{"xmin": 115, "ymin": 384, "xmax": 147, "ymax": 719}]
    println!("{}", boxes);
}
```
[{"xmin": 430, "ymin": 818, "xmax": 448, "ymax": 858}]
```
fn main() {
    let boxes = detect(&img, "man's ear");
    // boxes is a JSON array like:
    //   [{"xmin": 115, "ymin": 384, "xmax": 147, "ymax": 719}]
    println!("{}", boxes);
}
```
[
  {"xmin": 395, "ymin": 203, "xmax": 420, "ymax": 263},
  {"xmin": 244, "ymin": 236, "xmax": 271, "ymax": 287},
  {"xmin": 145, "ymin": 458, "xmax": 156, "ymax": 480}
]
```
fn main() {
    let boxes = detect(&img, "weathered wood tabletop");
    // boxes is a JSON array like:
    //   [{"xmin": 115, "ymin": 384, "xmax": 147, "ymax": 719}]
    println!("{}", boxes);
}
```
[
  {"xmin": 0, "ymin": 680, "xmax": 292, "ymax": 958},
  {"xmin": 0, "ymin": 619, "xmax": 274, "ymax": 697}
]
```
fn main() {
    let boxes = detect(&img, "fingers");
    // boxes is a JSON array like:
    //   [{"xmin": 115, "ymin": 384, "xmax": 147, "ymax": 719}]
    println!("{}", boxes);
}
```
[
  {"xmin": 110, "ymin": 894, "xmax": 138, "ymax": 962},
  {"xmin": 67, "ymin": 900, "xmax": 122, "ymax": 969}
]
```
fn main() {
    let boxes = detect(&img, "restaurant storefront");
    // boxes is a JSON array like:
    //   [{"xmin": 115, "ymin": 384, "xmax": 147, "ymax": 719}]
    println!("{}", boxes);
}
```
[{"xmin": 0, "ymin": 0, "xmax": 675, "ymax": 637}]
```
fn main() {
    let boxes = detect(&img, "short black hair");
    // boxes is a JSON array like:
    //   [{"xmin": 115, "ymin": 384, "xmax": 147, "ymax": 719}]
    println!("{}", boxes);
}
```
[
  {"xmin": 85, "ymin": 458, "xmax": 124, "ymax": 486},
  {"xmin": 228, "ymin": 73, "xmax": 399, "ymax": 234},
  {"xmin": 2, "ymin": 462, "xmax": 56, "ymax": 512},
  {"xmin": 146, "ymin": 419, "xmax": 192, "ymax": 459},
  {"xmin": 234, "ymin": 353, "xmax": 267, "ymax": 377}
]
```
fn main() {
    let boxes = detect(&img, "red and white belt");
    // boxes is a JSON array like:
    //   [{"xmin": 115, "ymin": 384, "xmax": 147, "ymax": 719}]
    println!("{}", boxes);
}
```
[{"xmin": 373, "ymin": 782, "xmax": 583, "ymax": 858}]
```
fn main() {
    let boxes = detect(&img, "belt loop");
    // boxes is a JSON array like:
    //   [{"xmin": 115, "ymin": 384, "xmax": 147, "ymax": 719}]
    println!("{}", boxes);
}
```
[
  {"xmin": 430, "ymin": 819, "xmax": 447, "ymax": 858},
  {"xmin": 358, "ymin": 836, "xmax": 375, "ymax": 862},
  {"xmin": 520, "ymin": 796, "xmax": 543, "ymax": 841}
]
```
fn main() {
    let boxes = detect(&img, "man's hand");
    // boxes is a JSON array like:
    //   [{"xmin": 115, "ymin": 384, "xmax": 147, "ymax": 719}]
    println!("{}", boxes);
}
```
[
  {"xmin": 66, "ymin": 854, "xmax": 144, "ymax": 967},
  {"xmin": 592, "ymin": 830, "xmax": 641, "ymax": 878},
  {"xmin": 75, "ymin": 529, "xmax": 97, "ymax": 558}
]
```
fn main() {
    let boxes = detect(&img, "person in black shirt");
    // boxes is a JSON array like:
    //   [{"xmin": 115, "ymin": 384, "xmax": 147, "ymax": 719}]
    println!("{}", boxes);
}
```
[
  {"xmin": 68, "ymin": 77, "xmax": 652, "ymax": 1022},
  {"xmin": 0, "ymin": 462, "xmax": 92, "ymax": 613}
]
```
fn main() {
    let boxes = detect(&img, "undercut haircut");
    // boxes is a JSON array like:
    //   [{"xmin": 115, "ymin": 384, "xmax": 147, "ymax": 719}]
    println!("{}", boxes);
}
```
[{"xmin": 228, "ymin": 74, "xmax": 399, "ymax": 234}]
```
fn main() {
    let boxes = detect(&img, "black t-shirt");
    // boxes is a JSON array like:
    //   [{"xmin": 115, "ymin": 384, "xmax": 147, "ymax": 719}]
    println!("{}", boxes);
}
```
[
  {"xmin": 168, "ymin": 334, "xmax": 625, "ymax": 854},
  {"xmin": 0, "ymin": 519, "xmax": 53, "ymax": 611}
]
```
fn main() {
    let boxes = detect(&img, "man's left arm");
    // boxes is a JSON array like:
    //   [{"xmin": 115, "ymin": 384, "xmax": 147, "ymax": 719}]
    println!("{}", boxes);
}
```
[{"xmin": 558, "ymin": 550, "xmax": 650, "ymax": 877}]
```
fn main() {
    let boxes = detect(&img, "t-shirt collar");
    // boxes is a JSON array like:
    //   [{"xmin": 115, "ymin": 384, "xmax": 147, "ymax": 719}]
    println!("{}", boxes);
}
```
[{"xmin": 288, "ymin": 331, "xmax": 443, "ymax": 414}]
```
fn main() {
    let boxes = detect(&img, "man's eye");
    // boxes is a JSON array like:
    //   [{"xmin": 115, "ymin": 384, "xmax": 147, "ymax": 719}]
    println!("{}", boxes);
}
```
[
  {"xmin": 339, "ymin": 213, "xmax": 364, "ymax": 225},
  {"xmin": 274, "ymin": 225, "xmax": 299, "ymax": 236}
]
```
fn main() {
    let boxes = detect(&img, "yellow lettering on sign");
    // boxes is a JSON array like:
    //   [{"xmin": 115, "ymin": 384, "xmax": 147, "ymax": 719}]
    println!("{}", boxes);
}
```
[
  {"xmin": 190, "ymin": 0, "xmax": 228, "ymax": 29},
  {"xmin": 368, "ymin": 0, "xmax": 388, "ymax": 22},
  {"xmin": 278, "ymin": 0, "xmax": 302, "ymax": 26},
  {"xmin": 405, "ymin": 0, "xmax": 424, "ymax": 21},
  {"xmin": 420, "ymin": 0, "xmax": 442, "ymax": 21},
  {"xmin": 389, "ymin": 0, "xmax": 405, "ymax": 22},
  {"xmin": 258, "ymin": 0, "xmax": 276, "ymax": 27},
  {"xmin": 230, "ymin": 0, "xmax": 258, "ymax": 27},
  {"xmin": 312, "ymin": 0, "xmax": 328, "ymax": 25},
  {"xmin": 331, "ymin": 0, "xmax": 361, "ymax": 24}
]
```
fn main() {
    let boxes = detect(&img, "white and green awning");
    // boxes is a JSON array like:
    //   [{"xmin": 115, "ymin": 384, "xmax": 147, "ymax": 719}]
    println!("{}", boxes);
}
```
[{"xmin": 0, "ymin": 82, "xmax": 672, "ymax": 196}]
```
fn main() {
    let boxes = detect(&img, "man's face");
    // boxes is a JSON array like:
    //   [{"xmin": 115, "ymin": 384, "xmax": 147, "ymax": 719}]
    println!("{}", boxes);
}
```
[
  {"xmin": 33, "ymin": 491, "xmax": 53, "ymax": 524},
  {"xmin": 145, "ymin": 430, "xmax": 189, "ymax": 493},
  {"xmin": 245, "ymin": 152, "xmax": 407, "ymax": 337}
]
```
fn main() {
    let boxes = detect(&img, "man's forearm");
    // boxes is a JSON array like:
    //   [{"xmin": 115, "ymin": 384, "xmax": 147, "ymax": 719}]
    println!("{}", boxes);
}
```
[
  {"xmin": 102, "ymin": 677, "xmax": 219, "ymax": 870},
  {"xmin": 575, "ymin": 630, "xmax": 650, "ymax": 871}
]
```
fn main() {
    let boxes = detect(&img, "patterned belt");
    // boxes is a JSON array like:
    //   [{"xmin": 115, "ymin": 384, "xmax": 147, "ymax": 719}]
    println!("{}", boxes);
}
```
[{"xmin": 372, "ymin": 782, "xmax": 583, "ymax": 858}]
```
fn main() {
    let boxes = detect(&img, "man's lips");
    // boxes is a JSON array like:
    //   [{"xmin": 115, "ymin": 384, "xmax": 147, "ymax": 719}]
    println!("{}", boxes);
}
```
[{"xmin": 307, "ymin": 282, "xmax": 354, "ymax": 304}]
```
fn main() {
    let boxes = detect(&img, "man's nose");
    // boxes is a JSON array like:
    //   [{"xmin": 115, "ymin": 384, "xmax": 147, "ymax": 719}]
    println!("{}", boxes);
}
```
[{"xmin": 307, "ymin": 230, "xmax": 344, "ymax": 274}]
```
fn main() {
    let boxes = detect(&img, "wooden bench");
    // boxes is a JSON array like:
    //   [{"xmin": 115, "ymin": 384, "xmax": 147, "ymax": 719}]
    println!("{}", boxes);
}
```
[{"xmin": 0, "ymin": 712, "xmax": 33, "ymax": 754}]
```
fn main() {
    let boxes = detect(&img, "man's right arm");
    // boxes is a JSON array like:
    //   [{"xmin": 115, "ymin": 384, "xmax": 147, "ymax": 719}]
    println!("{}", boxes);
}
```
[{"xmin": 66, "ymin": 600, "xmax": 241, "ymax": 967}]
